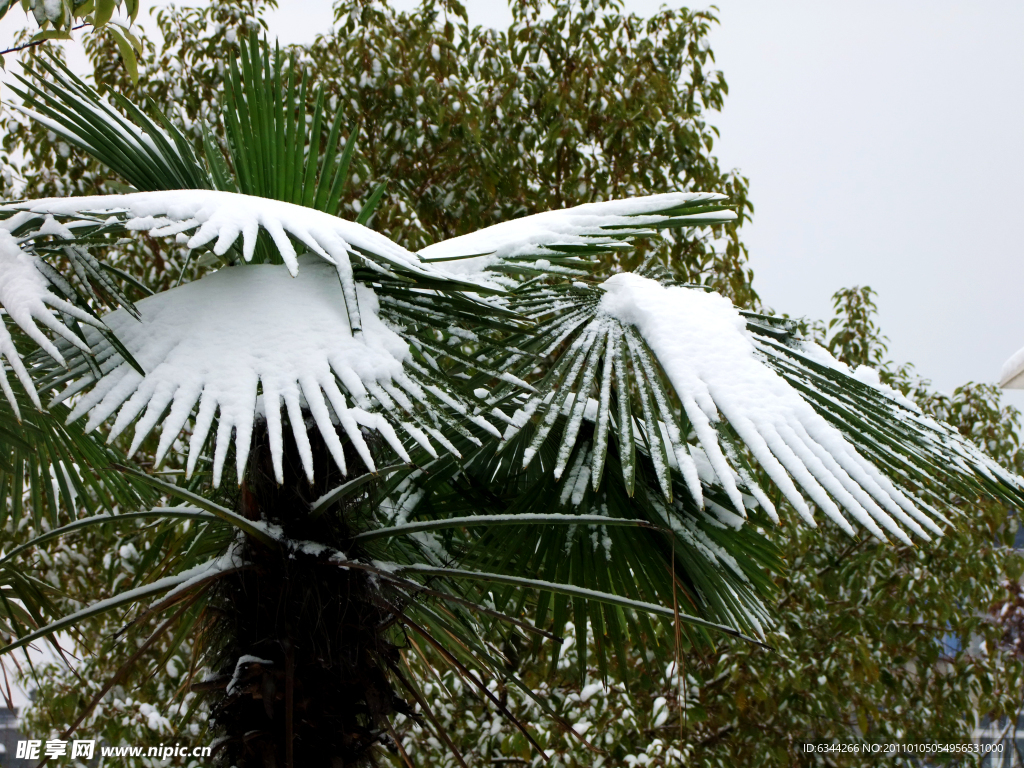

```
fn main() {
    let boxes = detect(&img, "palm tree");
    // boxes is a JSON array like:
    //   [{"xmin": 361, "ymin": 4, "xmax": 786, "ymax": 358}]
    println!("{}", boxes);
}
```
[{"xmin": 1, "ymin": 39, "xmax": 1020, "ymax": 767}]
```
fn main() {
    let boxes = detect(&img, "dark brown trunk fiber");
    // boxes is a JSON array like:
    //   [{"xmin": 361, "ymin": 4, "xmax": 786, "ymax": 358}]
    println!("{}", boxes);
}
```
[{"xmin": 205, "ymin": 419, "xmax": 411, "ymax": 768}]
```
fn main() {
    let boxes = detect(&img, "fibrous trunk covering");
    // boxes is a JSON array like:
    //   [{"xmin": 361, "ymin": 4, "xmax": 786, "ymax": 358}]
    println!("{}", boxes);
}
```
[{"xmin": 205, "ymin": 423, "xmax": 410, "ymax": 767}]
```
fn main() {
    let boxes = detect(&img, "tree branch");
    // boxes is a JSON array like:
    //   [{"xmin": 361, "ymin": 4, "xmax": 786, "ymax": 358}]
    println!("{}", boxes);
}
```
[{"xmin": 0, "ymin": 22, "xmax": 91, "ymax": 58}]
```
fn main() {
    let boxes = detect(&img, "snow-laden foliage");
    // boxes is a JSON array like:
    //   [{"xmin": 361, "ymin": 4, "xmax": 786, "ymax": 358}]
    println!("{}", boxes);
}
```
[
  {"xmin": 0, "ymin": 227, "xmax": 101, "ymax": 412},
  {"xmin": 10, "ymin": 190, "xmax": 436, "ymax": 278},
  {"xmin": 422, "ymin": 192, "xmax": 735, "ymax": 288},
  {"xmin": 2, "ymin": 175, "xmax": 1019, "ymax": 548},
  {"xmin": 598, "ymin": 274, "xmax": 948, "ymax": 544},
  {"xmin": 1, "ymin": 3, "xmax": 1023, "ymax": 766},
  {"xmin": 0, "ymin": 188, "xmax": 742, "ymax": 491},
  {"xmin": 4, "ymin": 188, "xmax": 1012, "ymax": 548},
  {"xmin": 57, "ymin": 259, "xmax": 424, "ymax": 487}
]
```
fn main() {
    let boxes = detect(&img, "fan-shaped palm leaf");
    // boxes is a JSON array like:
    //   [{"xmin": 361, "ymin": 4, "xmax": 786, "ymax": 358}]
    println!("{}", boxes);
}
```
[{"xmin": 459, "ymin": 261, "xmax": 1020, "ymax": 546}]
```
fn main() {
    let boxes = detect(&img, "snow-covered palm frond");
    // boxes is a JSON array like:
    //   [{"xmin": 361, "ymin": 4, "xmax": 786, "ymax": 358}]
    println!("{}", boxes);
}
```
[
  {"xmin": 39, "ymin": 257, "xmax": 503, "ymax": 487},
  {"xmin": 0, "ymin": 228, "xmax": 100, "ymax": 353},
  {"xmin": 0, "ymin": 192, "xmax": 509, "ymax": 481},
  {"xmin": 477, "ymin": 274, "xmax": 1023, "ymax": 546},
  {"xmin": 420, "ymin": 193, "xmax": 736, "ymax": 287},
  {"xmin": 748, "ymin": 312, "xmax": 1023, "ymax": 511},
  {"xmin": 6, "ymin": 190, "xmax": 455, "ymax": 280},
  {"xmin": 0, "ymin": 228, "xmax": 103, "ymax": 411}
]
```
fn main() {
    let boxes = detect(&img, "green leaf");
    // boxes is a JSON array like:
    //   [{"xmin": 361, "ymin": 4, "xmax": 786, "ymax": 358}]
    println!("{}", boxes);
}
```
[
  {"xmin": 94, "ymin": 0, "xmax": 114, "ymax": 26},
  {"xmin": 354, "ymin": 513, "xmax": 659, "ymax": 543},
  {"xmin": 0, "ymin": 508, "xmax": 218, "ymax": 568},
  {"xmin": 395, "ymin": 563, "xmax": 770, "ymax": 647},
  {"xmin": 309, "ymin": 463, "xmax": 408, "ymax": 518},
  {"xmin": 107, "ymin": 26, "xmax": 138, "ymax": 86},
  {"xmin": 119, "ymin": 25, "xmax": 143, "ymax": 53},
  {"xmin": 356, "ymin": 181, "xmax": 388, "ymax": 226},
  {"xmin": 30, "ymin": 30, "xmax": 74, "ymax": 42},
  {"xmin": 0, "ymin": 559, "xmax": 234, "ymax": 657},
  {"xmin": 10, "ymin": 56, "xmax": 210, "ymax": 190}
]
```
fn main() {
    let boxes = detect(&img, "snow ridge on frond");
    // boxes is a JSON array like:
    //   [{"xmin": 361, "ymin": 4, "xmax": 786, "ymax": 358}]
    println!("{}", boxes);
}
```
[
  {"xmin": 598, "ymin": 273, "xmax": 1016, "ymax": 544},
  {"xmin": 49, "ymin": 258, "xmax": 485, "ymax": 487},
  {"xmin": 6, "ymin": 190, "xmax": 447, "ymax": 281},
  {"xmin": 0, "ymin": 228, "xmax": 108, "ymax": 413},
  {"xmin": 419, "ymin": 192, "xmax": 736, "ymax": 286}
]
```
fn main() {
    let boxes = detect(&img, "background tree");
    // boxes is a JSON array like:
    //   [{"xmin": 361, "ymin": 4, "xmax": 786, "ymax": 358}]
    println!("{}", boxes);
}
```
[
  {"xmin": 3, "ymin": 0, "xmax": 755, "ymax": 304},
  {"xmin": 0, "ymin": 0, "xmax": 143, "ymax": 81}
]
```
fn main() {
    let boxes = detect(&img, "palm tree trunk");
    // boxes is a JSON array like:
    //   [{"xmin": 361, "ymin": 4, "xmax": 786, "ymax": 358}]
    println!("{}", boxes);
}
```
[{"xmin": 204, "ymin": 420, "xmax": 409, "ymax": 767}]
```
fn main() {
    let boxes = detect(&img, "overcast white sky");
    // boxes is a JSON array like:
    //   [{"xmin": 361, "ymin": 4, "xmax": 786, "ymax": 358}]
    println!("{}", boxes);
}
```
[{"xmin": 1, "ymin": 0, "xmax": 1023, "ymax": 405}]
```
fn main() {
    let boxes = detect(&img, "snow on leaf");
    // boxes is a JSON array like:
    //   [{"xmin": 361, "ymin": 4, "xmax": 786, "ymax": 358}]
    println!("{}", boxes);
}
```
[
  {"xmin": 55, "ymin": 256, "xmax": 456, "ymax": 488},
  {"xmin": 597, "ymin": 273, "xmax": 941, "ymax": 544},
  {"xmin": 7, "ymin": 190, "xmax": 448, "ymax": 281},
  {"xmin": 419, "ymin": 192, "xmax": 736, "ymax": 281},
  {"xmin": 0, "ymin": 319, "xmax": 34, "ymax": 416},
  {"xmin": 0, "ymin": 230, "xmax": 102, "ymax": 364},
  {"xmin": 0, "ymin": 229, "xmax": 108, "ymax": 411},
  {"xmin": 792, "ymin": 338, "xmax": 921, "ymax": 411},
  {"xmin": 227, "ymin": 655, "xmax": 275, "ymax": 696}
]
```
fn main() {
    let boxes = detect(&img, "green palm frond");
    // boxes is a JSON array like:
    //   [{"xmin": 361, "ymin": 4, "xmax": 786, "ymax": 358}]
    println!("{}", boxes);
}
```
[
  {"xmin": 221, "ymin": 33, "xmax": 360, "ymax": 217},
  {"xmin": 744, "ymin": 311, "xmax": 1023, "ymax": 508},
  {"xmin": 359, "ymin": 418, "xmax": 779, "ymax": 678},
  {"xmin": 0, "ymin": 385, "xmax": 151, "ymax": 528},
  {"xmin": 10, "ymin": 57, "xmax": 211, "ymax": 193},
  {"xmin": 0, "ymin": 381, "xmax": 156, "ymax": 667}
]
